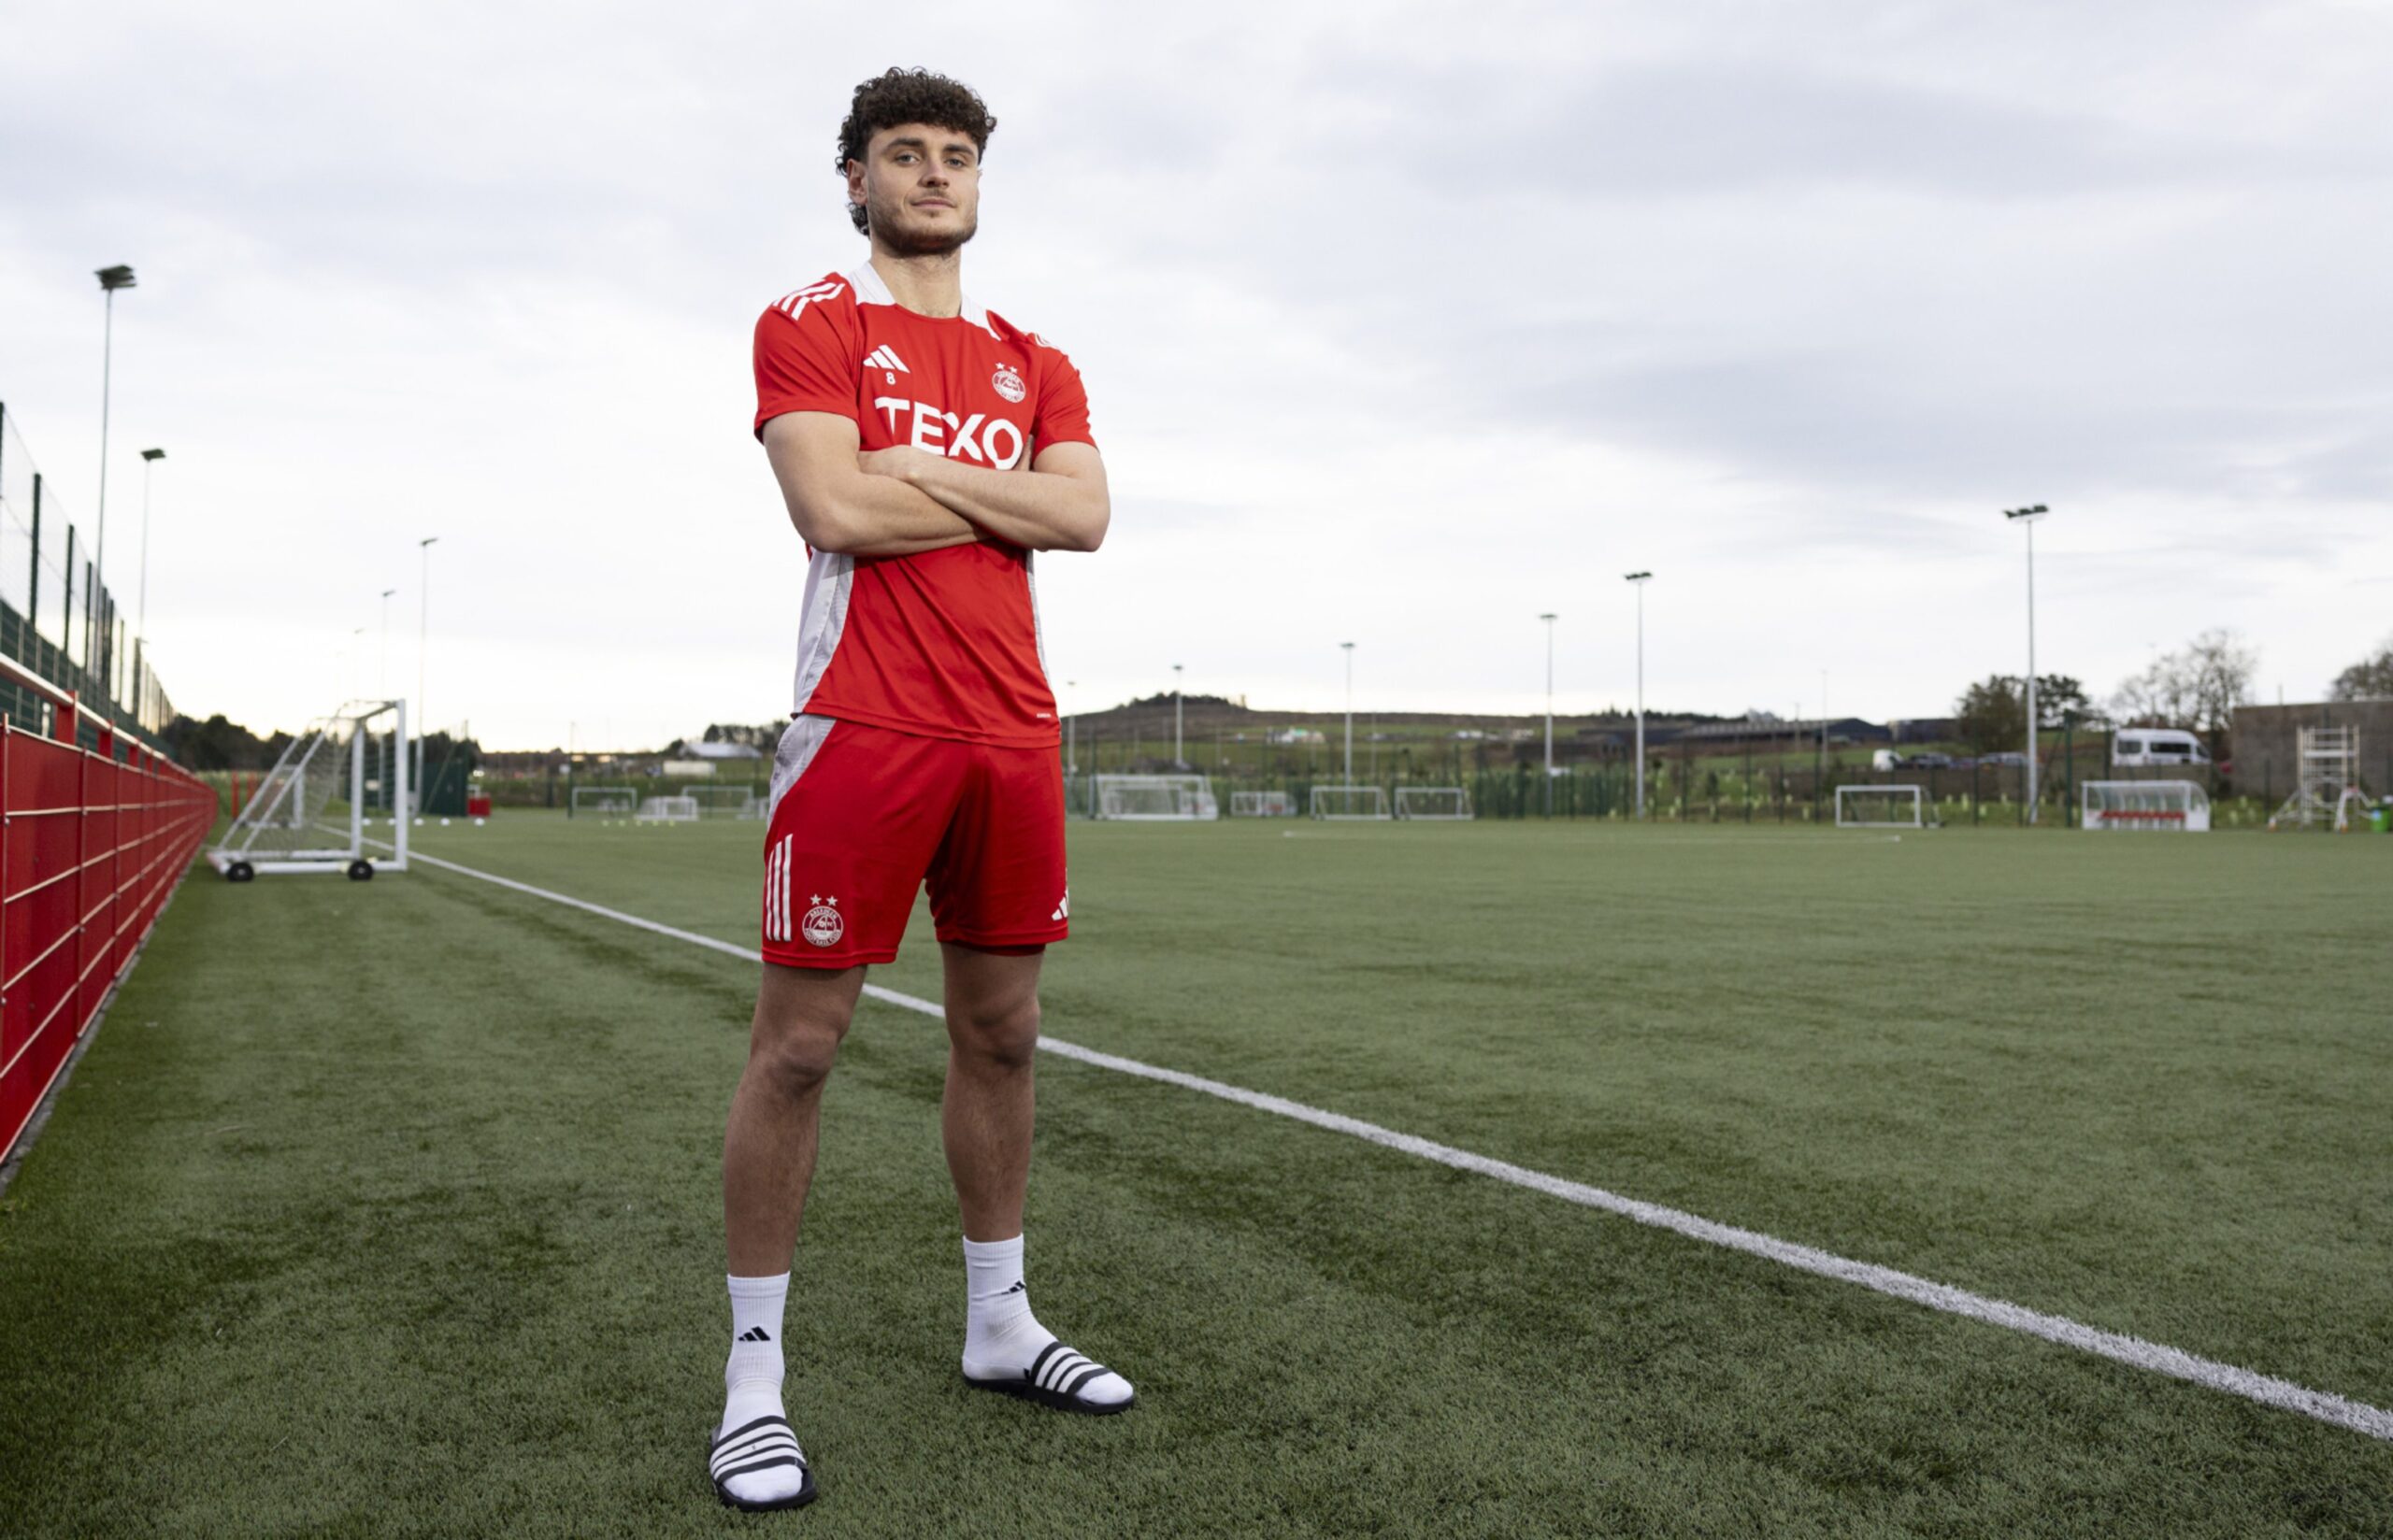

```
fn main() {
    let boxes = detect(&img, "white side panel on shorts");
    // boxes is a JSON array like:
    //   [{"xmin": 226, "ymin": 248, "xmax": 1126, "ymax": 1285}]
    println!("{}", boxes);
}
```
[
  {"xmin": 768, "ymin": 714, "xmax": 838, "ymax": 826},
  {"xmin": 789, "ymin": 550, "xmax": 854, "ymax": 718}
]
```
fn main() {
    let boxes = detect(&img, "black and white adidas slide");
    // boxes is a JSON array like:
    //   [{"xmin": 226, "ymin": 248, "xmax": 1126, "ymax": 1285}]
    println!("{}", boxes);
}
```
[
  {"xmin": 964, "ymin": 1340, "xmax": 1135, "ymax": 1415},
  {"xmin": 708, "ymin": 1414, "xmax": 818, "ymax": 1512}
]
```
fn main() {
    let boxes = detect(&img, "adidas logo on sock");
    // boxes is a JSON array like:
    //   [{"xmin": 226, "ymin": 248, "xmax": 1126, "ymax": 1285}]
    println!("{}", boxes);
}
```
[
  {"xmin": 738, "ymin": 1327, "xmax": 773, "ymax": 1343},
  {"xmin": 1003, "ymin": 1281, "xmax": 1026, "ymax": 1296}
]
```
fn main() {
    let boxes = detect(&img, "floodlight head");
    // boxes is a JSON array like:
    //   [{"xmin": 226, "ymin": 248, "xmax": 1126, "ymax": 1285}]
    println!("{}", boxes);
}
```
[
  {"xmin": 420, "ymin": 535, "xmax": 439, "ymax": 548},
  {"xmin": 2003, "ymin": 504, "xmax": 2050, "ymax": 522},
  {"xmin": 1624, "ymin": 570, "xmax": 1652, "ymax": 583},
  {"xmin": 140, "ymin": 447, "xmax": 165, "ymax": 462},
  {"xmin": 1538, "ymin": 612, "xmax": 1555, "ymax": 621},
  {"xmin": 96, "ymin": 264, "xmax": 136, "ymax": 291}
]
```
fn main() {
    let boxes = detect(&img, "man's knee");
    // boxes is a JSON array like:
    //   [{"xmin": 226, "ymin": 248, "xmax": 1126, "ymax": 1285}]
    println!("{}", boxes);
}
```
[
  {"xmin": 748, "ymin": 973, "xmax": 857, "ymax": 1099},
  {"xmin": 950, "ymin": 991, "xmax": 1040, "ymax": 1071}
]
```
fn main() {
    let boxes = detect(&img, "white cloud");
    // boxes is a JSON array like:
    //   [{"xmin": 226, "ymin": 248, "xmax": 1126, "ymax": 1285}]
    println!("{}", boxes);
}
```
[{"xmin": 1, "ymin": 0, "xmax": 2386, "ymax": 747}]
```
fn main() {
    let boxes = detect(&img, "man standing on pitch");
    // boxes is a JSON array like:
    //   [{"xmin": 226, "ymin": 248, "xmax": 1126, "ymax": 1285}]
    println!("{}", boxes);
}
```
[{"xmin": 709, "ymin": 68, "xmax": 1129, "ymax": 1512}]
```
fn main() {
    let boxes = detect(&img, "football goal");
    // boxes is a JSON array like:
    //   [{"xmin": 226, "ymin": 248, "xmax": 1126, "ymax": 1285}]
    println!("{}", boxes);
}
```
[
  {"xmin": 635, "ymin": 794, "xmax": 702, "ymax": 824},
  {"xmin": 1229, "ymin": 790, "xmax": 1296, "ymax": 818},
  {"xmin": 570, "ymin": 786, "xmax": 638, "ymax": 821},
  {"xmin": 2084, "ymin": 780, "xmax": 2210, "ymax": 832},
  {"xmin": 1310, "ymin": 785, "xmax": 1391, "ymax": 820},
  {"xmin": 208, "ymin": 699, "xmax": 409, "ymax": 881},
  {"xmin": 687, "ymin": 784, "xmax": 766, "ymax": 820},
  {"xmin": 1393, "ymin": 786, "xmax": 1473, "ymax": 820},
  {"xmin": 1092, "ymin": 775, "xmax": 1218, "ymax": 820},
  {"xmin": 1835, "ymin": 784, "xmax": 1925, "ymax": 829}
]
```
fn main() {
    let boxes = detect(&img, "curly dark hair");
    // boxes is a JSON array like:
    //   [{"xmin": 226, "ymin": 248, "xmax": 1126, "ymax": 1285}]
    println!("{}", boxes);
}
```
[{"xmin": 836, "ymin": 68, "xmax": 997, "ymax": 235}]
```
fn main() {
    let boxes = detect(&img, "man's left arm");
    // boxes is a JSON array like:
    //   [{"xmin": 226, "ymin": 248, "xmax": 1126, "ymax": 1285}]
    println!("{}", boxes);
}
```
[{"xmin": 860, "ymin": 442, "xmax": 1110, "ymax": 553}]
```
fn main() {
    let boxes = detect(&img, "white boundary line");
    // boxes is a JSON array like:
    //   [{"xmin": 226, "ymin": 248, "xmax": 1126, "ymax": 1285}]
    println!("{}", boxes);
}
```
[{"xmin": 400, "ymin": 847, "xmax": 2393, "ymax": 1443}]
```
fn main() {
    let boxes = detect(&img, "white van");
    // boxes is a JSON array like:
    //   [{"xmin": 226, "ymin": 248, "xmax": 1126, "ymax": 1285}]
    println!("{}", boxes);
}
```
[{"xmin": 2113, "ymin": 728, "xmax": 2212, "ymax": 767}]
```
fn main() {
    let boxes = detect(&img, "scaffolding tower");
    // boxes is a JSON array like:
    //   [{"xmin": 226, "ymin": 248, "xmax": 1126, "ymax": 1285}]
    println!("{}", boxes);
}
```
[{"xmin": 2270, "ymin": 724, "xmax": 2368, "ymax": 831}]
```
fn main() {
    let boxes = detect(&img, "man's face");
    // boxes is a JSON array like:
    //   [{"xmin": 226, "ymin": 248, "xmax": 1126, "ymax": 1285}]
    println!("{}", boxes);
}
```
[{"xmin": 851, "ymin": 122, "xmax": 981, "ymax": 256}]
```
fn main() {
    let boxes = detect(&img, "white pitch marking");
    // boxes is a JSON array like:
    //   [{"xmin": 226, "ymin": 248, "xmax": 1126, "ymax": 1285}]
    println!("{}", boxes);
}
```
[{"xmin": 396, "ymin": 845, "xmax": 2393, "ymax": 1444}]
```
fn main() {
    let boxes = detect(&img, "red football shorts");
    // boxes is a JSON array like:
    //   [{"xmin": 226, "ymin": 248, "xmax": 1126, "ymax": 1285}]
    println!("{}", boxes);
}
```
[{"xmin": 759, "ymin": 716, "xmax": 1068, "ymax": 969}]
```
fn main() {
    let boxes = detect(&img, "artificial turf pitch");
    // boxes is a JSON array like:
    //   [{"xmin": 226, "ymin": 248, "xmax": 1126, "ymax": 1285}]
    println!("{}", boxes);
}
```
[{"xmin": 0, "ymin": 815, "xmax": 2386, "ymax": 1537}]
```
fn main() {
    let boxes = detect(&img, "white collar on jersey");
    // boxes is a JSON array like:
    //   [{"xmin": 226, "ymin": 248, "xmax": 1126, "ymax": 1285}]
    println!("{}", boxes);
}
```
[{"xmin": 846, "ymin": 261, "xmax": 996, "ymax": 336}]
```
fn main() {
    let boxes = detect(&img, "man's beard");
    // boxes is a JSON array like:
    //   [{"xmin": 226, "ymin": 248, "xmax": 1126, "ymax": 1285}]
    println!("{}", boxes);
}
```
[{"xmin": 874, "ymin": 203, "xmax": 977, "ymax": 257}]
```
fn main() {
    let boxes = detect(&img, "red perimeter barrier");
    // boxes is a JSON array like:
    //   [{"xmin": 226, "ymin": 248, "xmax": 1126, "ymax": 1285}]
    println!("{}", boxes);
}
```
[{"xmin": 1, "ymin": 674, "xmax": 218, "ymax": 1166}]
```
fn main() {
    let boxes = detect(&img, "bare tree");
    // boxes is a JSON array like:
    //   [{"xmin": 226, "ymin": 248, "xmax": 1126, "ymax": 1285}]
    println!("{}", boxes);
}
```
[
  {"xmin": 2329, "ymin": 635, "xmax": 2393, "ymax": 701},
  {"xmin": 2111, "ymin": 629, "xmax": 2257, "ymax": 751}
]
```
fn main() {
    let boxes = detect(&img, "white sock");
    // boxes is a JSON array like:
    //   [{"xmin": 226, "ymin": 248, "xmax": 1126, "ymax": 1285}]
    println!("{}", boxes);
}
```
[
  {"xmin": 960, "ymin": 1234, "xmax": 1133, "ymax": 1407},
  {"xmin": 716, "ymin": 1274, "xmax": 807, "ymax": 1502}
]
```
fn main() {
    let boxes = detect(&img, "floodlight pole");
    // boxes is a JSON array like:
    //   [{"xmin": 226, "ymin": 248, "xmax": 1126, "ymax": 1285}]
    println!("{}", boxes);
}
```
[
  {"xmin": 92, "ymin": 265, "xmax": 136, "ymax": 683},
  {"xmin": 1172, "ymin": 663, "xmax": 1183, "ymax": 766},
  {"xmin": 1340, "ymin": 643, "xmax": 1355, "ymax": 781},
  {"xmin": 1065, "ymin": 680, "xmax": 1077, "ymax": 776},
  {"xmin": 1539, "ymin": 613, "xmax": 1555, "ymax": 815},
  {"xmin": 1625, "ymin": 574, "xmax": 1651, "ymax": 816},
  {"xmin": 415, "ymin": 535, "xmax": 438, "ymax": 811},
  {"xmin": 380, "ymin": 587, "xmax": 396, "ymax": 694},
  {"xmin": 136, "ymin": 448, "xmax": 165, "ymax": 639},
  {"xmin": 2003, "ymin": 505, "xmax": 2049, "ymax": 823}
]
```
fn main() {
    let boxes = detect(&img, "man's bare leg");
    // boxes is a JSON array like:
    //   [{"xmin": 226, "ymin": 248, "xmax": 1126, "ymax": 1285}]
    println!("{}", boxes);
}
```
[
  {"xmin": 943, "ymin": 943, "xmax": 1134, "ymax": 1412},
  {"xmin": 939, "ymin": 943, "xmax": 1043, "ymax": 1240},
  {"xmin": 711, "ymin": 962, "xmax": 864, "ymax": 1508},
  {"xmin": 724, "ymin": 962, "xmax": 865, "ymax": 1272}
]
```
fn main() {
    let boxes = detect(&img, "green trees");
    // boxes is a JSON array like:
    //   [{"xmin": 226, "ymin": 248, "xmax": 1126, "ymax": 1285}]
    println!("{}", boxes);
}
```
[{"xmin": 1953, "ymin": 675, "xmax": 2090, "ymax": 752}]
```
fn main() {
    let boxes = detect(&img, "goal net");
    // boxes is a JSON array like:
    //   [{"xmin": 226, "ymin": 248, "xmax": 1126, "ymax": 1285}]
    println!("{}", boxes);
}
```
[
  {"xmin": 1229, "ymin": 790, "xmax": 1296, "ymax": 818},
  {"xmin": 1310, "ymin": 785, "xmax": 1391, "ymax": 820},
  {"xmin": 636, "ymin": 794, "xmax": 701, "ymax": 824},
  {"xmin": 208, "ymin": 699, "xmax": 410, "ymax": 877},
  {"xmin": 687, "ymin": 784, "xmax": 766, "ymax": 820},
  {"xmin": 2084, "ymin": 779, "xmax": 2210, "ymax": 832},
  {"xmin": 1835, "ymin": 785, "xmax": 1924, "ymax": 829},
  {"xmin": 570, "ymin": 786, "xmax": 638, "ymax": 820},
  {"xmin": 1092, "ymin": 775, "xmax": 1217, "ymax": 820},
  {"xmin": 1393, "ymin": 786, "xmax": 1473, "ymax": 820}
]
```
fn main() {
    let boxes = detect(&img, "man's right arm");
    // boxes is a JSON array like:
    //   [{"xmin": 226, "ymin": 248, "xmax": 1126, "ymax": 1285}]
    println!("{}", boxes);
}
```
[{"xmin": 761, "ymin": 411, "xmax": 982, "ymax": 557}]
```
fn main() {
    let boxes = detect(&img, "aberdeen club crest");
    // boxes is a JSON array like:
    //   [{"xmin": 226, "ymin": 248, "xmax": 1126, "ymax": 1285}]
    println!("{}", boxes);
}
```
[
  {"xmin": 992, "ymin": 363, "xmax": 1026, "ymax": 404},
  {"xmin": 801, "ymin": 895, "xmax": 844, "ymax": 948}
]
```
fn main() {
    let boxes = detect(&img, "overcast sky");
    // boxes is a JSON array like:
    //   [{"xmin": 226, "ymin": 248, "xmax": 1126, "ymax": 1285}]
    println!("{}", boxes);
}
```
[{"xmin": 4, "ymin": 0, "xmax": 2387, "ymax": 749}]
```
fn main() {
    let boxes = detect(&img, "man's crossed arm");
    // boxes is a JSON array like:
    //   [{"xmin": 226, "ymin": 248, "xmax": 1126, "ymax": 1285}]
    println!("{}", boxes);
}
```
[{"xmin": 761, "ymin": 412, "xmax": 1110, "ymax": 558}]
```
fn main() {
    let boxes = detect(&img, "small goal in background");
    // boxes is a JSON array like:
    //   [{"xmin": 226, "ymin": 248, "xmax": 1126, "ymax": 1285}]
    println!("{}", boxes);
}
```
[{"xmin": 1834, "ymin": 784, "xmax": 1927, "ymax": 830}]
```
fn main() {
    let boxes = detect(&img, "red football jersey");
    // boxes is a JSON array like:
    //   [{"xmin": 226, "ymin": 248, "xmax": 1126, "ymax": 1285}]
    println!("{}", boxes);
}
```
[{"xmin": 752, "ymin": 263, "xmax": 1095, "ymax": 749}]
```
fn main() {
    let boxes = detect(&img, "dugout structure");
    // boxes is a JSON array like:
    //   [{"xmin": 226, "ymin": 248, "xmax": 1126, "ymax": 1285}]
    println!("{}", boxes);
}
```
[
  {"xmin": 1834, "ymin": 784, "xmax": 1925, "ymax": 830},
  {"xmin": 2085, "ymin": 780, "xmax": 2210, "ymax": 832},
  {"xmin": 1393, "ymin": 786, "xmax": 1472, "ymax": 821},
  {"xmin": 208, "ymin": 699, "xmax": 410, "ymax": 881},
  {"xmin": 1310, "ymin": 785, "xmax": 1391, "ymax": 820},
  {"xmin": 1229, "ymin": 790, "xmax": 1295, "ymax": 818},
  {"xmin": 1092, "ymin": 775, "xmax": 1218, "ymax": 821},
  {"xmin": 635, "ymin": 794, "xmax": 701, "ymax": 824}
]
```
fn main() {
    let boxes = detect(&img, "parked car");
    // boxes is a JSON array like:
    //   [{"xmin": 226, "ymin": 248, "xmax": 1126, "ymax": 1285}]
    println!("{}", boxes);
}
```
[
  {"xmin": 1977, "ymin": 751, "xmax": 2028, "ymax": 767},
  {"xmin": 1906, "ymin": 752, "xmax": 1956, "ymax": 770}
]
